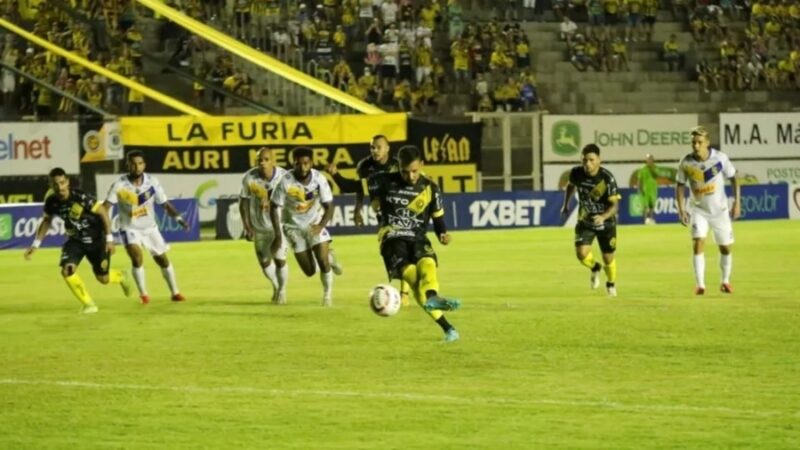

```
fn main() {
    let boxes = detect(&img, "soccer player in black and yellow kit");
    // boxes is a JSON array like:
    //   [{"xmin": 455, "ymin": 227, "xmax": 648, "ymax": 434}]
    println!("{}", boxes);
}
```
[
  {"xmin": 24, "ymin": 168, "xmax": 131, "ymax": 313},
  {"xmin": 328, "ymin": 135, "xmax": 412, "ymax": 306},
  {"xmin": 560, "ymin": 144, "xmax": 621, "ymax": 297},
  {"xmin": 368, "ymin": 145, "xmax": 461, "ymax": 342}
]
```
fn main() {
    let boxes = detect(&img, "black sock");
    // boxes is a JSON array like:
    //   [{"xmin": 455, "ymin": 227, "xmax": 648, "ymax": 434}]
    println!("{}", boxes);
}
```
[
  {"xmin": 436, "ymin": 316, "xmax": 454, "ymax": 332},
  {"xmin": 606, "ymin": 281, "xmax": 615, "ymax": 288},
  {"xmin": 592, "ymin": 262, "xmax": 602, "ymax": 272},
  {"xmin": 425, "ymin": 290, "xmax": 437, "ymax": 299}
]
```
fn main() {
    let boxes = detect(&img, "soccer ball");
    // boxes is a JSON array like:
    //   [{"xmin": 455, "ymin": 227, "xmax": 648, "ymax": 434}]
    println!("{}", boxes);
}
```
[{"xmin": 369, "ymin": 284, "xmax": 402, "ymax": 317}]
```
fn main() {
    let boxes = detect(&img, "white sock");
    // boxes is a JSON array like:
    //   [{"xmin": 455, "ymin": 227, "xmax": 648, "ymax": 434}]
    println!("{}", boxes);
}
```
[
  {"xmin": 262, "ymin": 261, "xmax": 278, "ymax": 289},
  {"xmin": 160, "ymin": 264, "xmax": 180, "ymax": 295},
  {"xmin": 720, "ymin": 253, "xmax": 732, "ymax": 284},
  {"xmin": 693, "ymin": 254, "xmax": 705, "ymax": 288},
  {"xmin": 132, "ymin": 266, "xmax": 147, "ymax": 296},
  {"xmin": 320, "ymin": 270, "xmax": 333, "ymax": 296},
  {"xmin": 276, "ymin": 263, "xmax": 288, "ymax": 293}
]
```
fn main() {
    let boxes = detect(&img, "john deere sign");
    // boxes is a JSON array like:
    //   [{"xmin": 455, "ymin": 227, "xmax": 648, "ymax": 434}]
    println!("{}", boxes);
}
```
[
  {"xmin": 551, "ymin": 120, "xmax": 581, "ymax": 156},
  {"xmin": 543, "ymin": 114, "xmax": 698, "ymax": 162}
]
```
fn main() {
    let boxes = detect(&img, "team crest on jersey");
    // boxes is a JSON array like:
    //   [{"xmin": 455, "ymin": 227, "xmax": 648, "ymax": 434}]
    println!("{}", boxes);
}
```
[
  {"xmin": 101, "ymin": 259, "xmax": 109, "ymax": 270},
  {"xmin": 589, "ymin": 180, "xmax": 607, "ymax": 201},
  {"xmin": 249, "ymin": 181, "xmax": 269, "ymax": 199},
  {"xmin": 69, "ymin": 203, "xmax": 84, "ymax": 220},
  {"xmin": 118, "ymin": 189, "xmax": 139, "ymax": 206},
  {"xmin": 684, "ymin": 165, "xmax": 704, "ymax": 182}
]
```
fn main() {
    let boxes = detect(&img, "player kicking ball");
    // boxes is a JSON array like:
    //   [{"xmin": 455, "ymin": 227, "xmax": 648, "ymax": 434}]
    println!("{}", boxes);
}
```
[
  {"xmin": 103, "ymin": 151, "xmax": 188, "ymax": 304},
  {"xmin": 24, "ymin": 168, "xmax": 132, "ymax": 313}
]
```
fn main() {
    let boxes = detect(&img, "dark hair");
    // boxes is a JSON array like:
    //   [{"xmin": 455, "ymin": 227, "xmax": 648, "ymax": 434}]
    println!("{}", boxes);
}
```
[
  {"xmin": 127, "ymin": 150, "xmax": 144, "ymax": 162},
  {"xmin": 291, "ymin": 147, "xmax": 313, "ymax": 160},
  {"xmin": 397, "ymin": 145, "xmax": 422, "ymax": 167},
  {"xmin": 48, "ymin": 167, "xmax": 67, "ymax": 178},
  {"xmin": 581, "ymin": 144, "xmax": 601, "ymax": 156},
  {"xmin": 371, "ymin": 135, "xmax": 388, "ymax": 145}
]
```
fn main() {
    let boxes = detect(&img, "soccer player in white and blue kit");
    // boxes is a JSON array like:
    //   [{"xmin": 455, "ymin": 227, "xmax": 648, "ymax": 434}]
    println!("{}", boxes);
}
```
[
  {"xmin": 240, "ymin": 147, "xmax": 289, "ymax": 304},
  {"xmin": 104, "ymin": 151, "xmax": 189, "ymax": 304},
  {"xmin": 676, "ymin": 126, "xmax": 741, "ymax": 295},
  {"xmin": 270, "ymin": 147, "xmax": 343, "ymax": 306}
]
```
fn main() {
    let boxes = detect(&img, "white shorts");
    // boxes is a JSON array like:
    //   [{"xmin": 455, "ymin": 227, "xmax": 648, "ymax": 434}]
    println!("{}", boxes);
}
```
[
  {"xmin": 690, "ymin": 209, "xmax": 734, "ymax": 246},
  {"xmin": 120, "ymin": 227, "xmax": 170, "ymax": 256},
  {"xmin": 254, "ymin": 229, "xmax": 288, "ymax": 261},
  {"xmin": 283, "ymin": 225, "xmax": 332, "ymax": 253}
]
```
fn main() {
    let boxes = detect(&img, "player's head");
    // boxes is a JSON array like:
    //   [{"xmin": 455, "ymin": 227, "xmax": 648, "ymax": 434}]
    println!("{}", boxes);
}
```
[
  {"xmin": 370, "ymin": 135, "xmax": 390, "ymax": 162},
  {"xmin": 645, "ymin": 153, "xmax": 655, "ymax": 166},
  {"xmin": 126, "ymin": 150, "xmax": 146, "ymax": 178},
  {"xmin": 691, "ymin": 126, "xmax": 710, "ymax": 155},
  {"xmin": 256, "ymin": 147, "xmax": 274, "ymax": 175},
  {"xmin": 48, "ymin": 167, "xmax": 70, "ymax": 199},
  {"xmin": 397, "ymin": 145, "xmax": 423, "ymax": 185},
  {"xmin": 581, "ymin": 144, "xmax": 601, "ymax": 176},
  {"xmin": 291, "ymin": 147, "xmax": 314, "ymax": 179}
]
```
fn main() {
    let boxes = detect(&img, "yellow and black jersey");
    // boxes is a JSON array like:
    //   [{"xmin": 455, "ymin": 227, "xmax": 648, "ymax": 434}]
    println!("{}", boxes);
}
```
[
  {"xmin": 568, "ymin": 166, "xmax": 621, "ymax": 225},
  {"xmin": 368, "ymin": 172, "xmax": 444, "ymax": 243},
  {"xmin": 44, "ymin": 188, "xmax": 104, "ymax": 243}
]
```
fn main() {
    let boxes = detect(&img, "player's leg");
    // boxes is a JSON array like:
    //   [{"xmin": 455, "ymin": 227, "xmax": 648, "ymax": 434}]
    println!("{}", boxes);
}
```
[
  {"xmin": 285, "ymin": 226, "xmax": 316, "ymax": 277},
  {"xmin": 711, "ymin": 214, "xmax": 735, "ymax": 293},
  {"xmin": 691, "ymin": 211, "xmax": 710, "ymax": 294},
  {"xmin": 272, "ymin": 229, "xmax": 289, "ymax": 304},
  {"xmin": 598, "ymin": 225, "xmax": 618, "ymax": 297},
  {"xmin": 310, "ymin": 228, "xmax": 334, "ymax": 306},
  {"xmin": 89, "ymin": 240, "xmax": 130, "ymax": 297},
  {"xmin": 122, "ymin": 229, "xmax": 149, "ymax": 303},
  {"xmin": 60, "ymin": 240, "xmax": 96, "ymax": 313},
  {"xmin": 254, "ymin": 231, "xmax": 280, "ymax": 301},
  {"xmin": 143, "ymin": 228, "xmax": 183, "ymax": 301},
  {"xmin": 574, "ymin": 223, "xmax": 602, "ymax": 289}
]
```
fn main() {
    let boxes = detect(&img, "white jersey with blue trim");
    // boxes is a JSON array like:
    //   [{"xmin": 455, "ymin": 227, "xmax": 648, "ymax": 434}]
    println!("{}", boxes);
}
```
[
  {"xmin": 240, "ymin": 166, "xmax": 287, "ymax": 233},
  {"xmin": 105, "ymin": 173, "xmax": 168, "ymax": 230},
  {"xmin": 676, "ymin": 148, "xmax": 736, "ymax": 215},
  {"xmin": 271, "ymin": 168, "xmax": 333, "ymax": 229}
]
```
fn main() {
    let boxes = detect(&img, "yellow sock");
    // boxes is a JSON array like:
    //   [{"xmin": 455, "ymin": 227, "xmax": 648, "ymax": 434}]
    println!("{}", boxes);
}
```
[
  {"xmin": 416, "ymin": 257, "xmax": 444, "ymax": 319},
  {"xmin": 400, "ymin": 279, "xmax": 411, "ymax": 306},
  {"xmin": 604, "ymin": 259, "xmax": 617, "ymax": 283},
  {"xmin": 580, "ymin": 253, "xmax": 597, "ymax": 270},
  {"xmin": 64, "ymin": 273, "xmax": 93, "ymax": 306},
  {"xmin": 403, "ymin": 263, "xmax": 442, "ymax": 320},
  {"xmin": 108, "ymin": 269, "xmax": 123, "ymax": 284}
]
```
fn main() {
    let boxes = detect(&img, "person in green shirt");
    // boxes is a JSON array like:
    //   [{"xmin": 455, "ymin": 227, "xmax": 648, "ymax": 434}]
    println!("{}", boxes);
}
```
[{"xmin": 636, "ymin": 154, "xmax": 677, "ymax": 224}]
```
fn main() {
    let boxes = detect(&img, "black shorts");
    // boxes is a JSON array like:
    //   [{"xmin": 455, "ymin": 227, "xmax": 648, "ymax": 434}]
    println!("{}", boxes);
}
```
[
  {"xmin": 381, "ymin": 238, "xmax": 437, "ymax": 279},
  {"xmin": 60, "ymin": 239, "xmax": 111, "ymax": 276},
  {"xmin": 380, "ymin": 65, "xmax": 397, "ymax": 79},
  {"xmin": 574, "ymin": 220, "xmax": 617, "ymax": 254}
]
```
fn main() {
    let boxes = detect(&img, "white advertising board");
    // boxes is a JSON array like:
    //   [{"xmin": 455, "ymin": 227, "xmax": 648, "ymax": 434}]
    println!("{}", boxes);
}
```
[
  {"xmin": 0, "ymin": 122, "xmax": 80, "ymax": 175},
  {"xmin": 720, "ymin": 113, "xmax": 800, "ymax": 158},
  {"xmin": 542, "ymin": 114, "xmax": 698, "ymax": 162}
]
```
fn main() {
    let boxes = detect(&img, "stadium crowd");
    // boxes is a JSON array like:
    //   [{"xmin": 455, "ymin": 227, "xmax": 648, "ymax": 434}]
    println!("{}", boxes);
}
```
[{"xmin": 1, "ymin": 0, "xmax": 797, "ymax": 118}]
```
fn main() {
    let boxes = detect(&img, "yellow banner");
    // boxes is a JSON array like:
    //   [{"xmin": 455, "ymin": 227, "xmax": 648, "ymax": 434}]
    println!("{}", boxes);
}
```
[{"xmin": 121, "ymin": 114, "xmax": 407, "ymax": 147}]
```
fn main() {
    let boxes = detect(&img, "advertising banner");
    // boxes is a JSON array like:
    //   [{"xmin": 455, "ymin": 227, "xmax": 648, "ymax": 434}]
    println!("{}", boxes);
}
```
[
  {"xmin": 0, "ymin": 198, "xmax": 200, "ymax": 250},
  {"xmin": 619, "ymin": 184, "xmax": 788, "ymax": 224},
  {"xmin": 80, "ymin": 119, "xmax": 124, "ymax": 163},
  {"xmin": 0, "ymin": 122, "xmax": 80, "ymax": 175},
  {"xmin": 719, "ymin": 113, "xmax": 800, "ymax": 158},
  {"xmin": 542, "ymin": 114, "xmax": 698, "ymax": 162},
  {"xmin": 216, "ymin": 190, "xmax": 574, "ymax": 238},
  {"xmin": 120, "ymin": 115, "xmax": 481, "ymax": 193},
  {"xmin": 0, "ymin": 176, "xmax": 51, "ymax": 204},
  {"xmin": 789, "ymin": 184, "xmax": 800, "ymax": 220}
]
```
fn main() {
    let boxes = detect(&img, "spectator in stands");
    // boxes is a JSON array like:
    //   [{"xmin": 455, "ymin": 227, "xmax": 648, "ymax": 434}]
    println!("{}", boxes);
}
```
[
  {"xmin": 378, "ymin": 35, "xmax": 399, "ymax": 92},
  {"xmin": 451, "ymin": 37, "xmax": 470, "ymax": 93},
  {"xmin": 603, "ymin": 0, "xmax": 620, "ymax": 40},
  {"xmin": 587, "ymin": 0, "xmax": 605, "ymax": 39},
  {"xmin": 332, "ymin": 56, "xmax": 354, "ymax": 89},
  {"xmin": 1, "ymin": 40, "xmax": 18, "ymax": 109},
  {"xmin": 397, "ymin": 40, "xmax": 414, "ymax": 83},
  {"xmin": 393, "ymin": 78, "xmax": 410, "ymax": 110},
  {"xmin": 365, "ymin": 43, "xmax": 381, "ymax": 75},
  {"xmin": 570, "ymin": 34, "xmax": 593, "ymax": 71},
  {"xmin": 477, "ymin": 93, "xmax": 493, "ymax": 111},
  {"xmin": 610, "ymin": 36, "xmax": 629, "ymax": 71},
  {"xmin": 519, "ymin": 74, "xmax": 539, "ymax": 110},
  {"xmin": 696, "ymin": 58, "xmax": 714, "ymax": 93},
  {"xmin": 127, "ymin": 68, "xmax": 145, "ymax": 116},
  {"xmin": 366, "ymin": 18, "xmax": 383, "ymax": 45},
  {"xmin": 415, "ymin": 41, "xmax": 433, "ymax": 84},
  {"xmin": 642, "ymin": 0, "xmax": 657, "ymax": 42},
  {"xmin": 560, "ymin": 15, "xmax": 579, "ymax": 47},
  {"xmin": 626, "ymin": 0, "xmax": 643, "ymax": 42},
  {"xmin": 663, "ymin": 34, "xmax": 681, "ymax": 71}
]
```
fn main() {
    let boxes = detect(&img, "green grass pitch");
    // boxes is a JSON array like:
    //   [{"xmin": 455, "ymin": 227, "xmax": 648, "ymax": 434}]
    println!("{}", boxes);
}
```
[{"xmin": 1, "ymin": 220, "xmax": 799, "ymax": 449}]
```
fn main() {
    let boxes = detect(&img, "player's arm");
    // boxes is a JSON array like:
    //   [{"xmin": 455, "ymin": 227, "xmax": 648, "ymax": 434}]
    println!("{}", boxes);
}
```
[
  {"xmin": 729, "ymin": 172, "xmax": 741, "ymax": 220},
  {"xmin": 675, "ymin": 180, "xmax": 689, "ymax": 226},
  {"xmin": 430, "ymin": 182, "xmax": 450, "ymax": 245},
  {"xmin": 162, "ymin": 201, "xmax": 189, "ymax": 230},
  {"xmin": 594, "ymin": 197, "xmax": 620, "ymax": 226},
  {"xmin": 91, "ymin": 200, "xmax": 116, "ymax": 255},
  {"xmin": 561, "ymin": 183, "xmax": 576, "ymax": 220},
  {"xmin": 24, "ymin": 213, "xmax": 53, "ymax": 260},
  {"xmin": 239, "ymin": 177, "xmax": 254, "ymax": 240},
  {"xmin": 312, "ymin": 175, "xmax": 335, "ymax": 235},
  {"xmin": 367, "ymin": 174, "xmax": 384, "ymax": 213},
  {"xmin": 327, "ymin": 162, "xmax": 362, "ymax": 193}
]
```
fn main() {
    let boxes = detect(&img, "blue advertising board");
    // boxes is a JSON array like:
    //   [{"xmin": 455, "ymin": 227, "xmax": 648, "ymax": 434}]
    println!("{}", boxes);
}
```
[
  {"xmin": 619, "ymin": 184, "xmax": 789, "ymax": 224},
  {"xmin": 0, "ymin": 198, "xmax": 200, "ymax": 250}
]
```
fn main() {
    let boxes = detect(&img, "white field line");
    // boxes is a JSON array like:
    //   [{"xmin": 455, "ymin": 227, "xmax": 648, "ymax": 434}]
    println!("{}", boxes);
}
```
[{"xmin": 0, "ymin": 378, "xmax": 795, "ymax": 419}]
